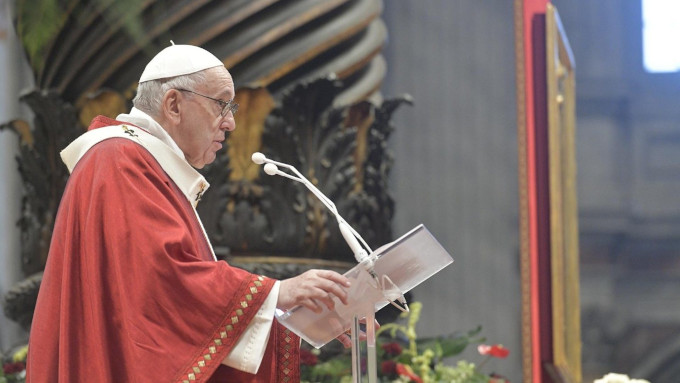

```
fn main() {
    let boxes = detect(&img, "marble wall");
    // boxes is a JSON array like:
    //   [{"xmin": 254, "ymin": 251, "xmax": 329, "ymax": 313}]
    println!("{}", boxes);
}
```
[{"xmin": 382, "ymin": 1, "xmax": 522, "ymax": 380}]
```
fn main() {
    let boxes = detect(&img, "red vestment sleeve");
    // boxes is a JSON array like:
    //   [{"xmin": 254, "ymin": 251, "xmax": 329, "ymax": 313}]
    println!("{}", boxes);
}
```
[
  {"xmin": 208, "ymin": 321, "xmax": 300, "ymax": 383},
  {"xmin": 27, "ymin": 133, "xmax": 299, "ymax": 383}
]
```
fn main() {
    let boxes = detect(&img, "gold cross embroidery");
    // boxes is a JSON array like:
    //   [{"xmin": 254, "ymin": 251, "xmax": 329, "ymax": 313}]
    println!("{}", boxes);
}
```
[
  {"xmin": 195, "ymin": 183, "xmax": 206, "ymax": 203},
  {"xmin": 122, "ymin": 125, "xmax": 138, "ymax": 138}
]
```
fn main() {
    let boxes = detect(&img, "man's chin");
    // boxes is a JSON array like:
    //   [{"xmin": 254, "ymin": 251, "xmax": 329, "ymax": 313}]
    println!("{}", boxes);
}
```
[
  {"xmin": 200, "ymin": 154, "xmax": 219, "ymax": 168},
  {"xmin": 187, "ymin": 157, "xmax": 206, "ymax": 169}
]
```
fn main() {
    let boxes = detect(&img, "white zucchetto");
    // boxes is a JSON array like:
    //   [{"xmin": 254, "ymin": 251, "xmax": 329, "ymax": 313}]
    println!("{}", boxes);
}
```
[{"xmin": 138, "ymin": 42, "xmax": 224, "ymax": 83}]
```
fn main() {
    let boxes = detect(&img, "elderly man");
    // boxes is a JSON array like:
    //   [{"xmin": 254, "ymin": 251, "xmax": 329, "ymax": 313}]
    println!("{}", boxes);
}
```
[{"xmin": 27, "ymin": 44, "xmax": 352, "ymax": 382}]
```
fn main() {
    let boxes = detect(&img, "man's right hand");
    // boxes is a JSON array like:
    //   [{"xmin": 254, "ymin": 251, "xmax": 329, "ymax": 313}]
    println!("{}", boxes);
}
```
[{"xmin": 277, "ymin": 269, "xmax": 351, "ymax": 313}]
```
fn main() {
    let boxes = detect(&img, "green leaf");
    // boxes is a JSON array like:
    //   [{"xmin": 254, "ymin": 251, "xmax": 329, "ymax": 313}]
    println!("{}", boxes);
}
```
[
  {"xmin": 13, "ymin": 0, "xmax": 148, "ymax": 77},
  {"xmin": 416, "ymin": 326, "xmax": 486, "ymax": 358},
  {"xmin": 303, "ymin": 355, "xmax": 353, "ymax": 381},
  {"xmin": 15, "ymin": 0, "xmax": 69, "ymax": 74}
]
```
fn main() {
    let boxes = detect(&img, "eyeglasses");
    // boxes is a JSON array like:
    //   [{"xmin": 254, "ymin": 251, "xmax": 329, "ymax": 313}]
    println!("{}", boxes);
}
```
[{"xmin": 175, "ymin": 89, "xmax": 239, "ymax": 117}]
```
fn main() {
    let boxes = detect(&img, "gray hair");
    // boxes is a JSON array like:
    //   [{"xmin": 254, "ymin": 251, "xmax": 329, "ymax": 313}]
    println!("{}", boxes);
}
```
[{"xmin": 132, "ymin": 69, "xmax": 210, "ymax": 116}]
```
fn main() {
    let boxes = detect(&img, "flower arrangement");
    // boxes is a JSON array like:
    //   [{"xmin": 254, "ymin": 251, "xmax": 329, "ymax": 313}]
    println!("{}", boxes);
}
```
[
  {"xmin": 300, "ymin": 302, "xmax": 510, "ymax": 383},
  {"xmin": 0, "ymin": 345, "xmax": 27, "ymax": 383}
]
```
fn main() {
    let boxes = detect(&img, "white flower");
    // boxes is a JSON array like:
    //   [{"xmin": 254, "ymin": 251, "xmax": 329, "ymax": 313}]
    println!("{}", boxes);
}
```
[{"xmin": 594, "ymin": 373, "xmax": 650, "ymax": 383}]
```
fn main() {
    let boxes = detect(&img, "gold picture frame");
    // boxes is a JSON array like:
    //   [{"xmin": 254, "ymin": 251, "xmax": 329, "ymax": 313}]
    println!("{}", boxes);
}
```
[{"xmin": 545, "ymin": 3, "xmax": 582, "ymax": 382}]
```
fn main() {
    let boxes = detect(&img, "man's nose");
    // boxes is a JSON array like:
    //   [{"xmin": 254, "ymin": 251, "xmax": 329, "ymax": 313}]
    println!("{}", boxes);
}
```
[{"xmin": 220, "ymin": 115, "xmax": 236, "ymax": 132}]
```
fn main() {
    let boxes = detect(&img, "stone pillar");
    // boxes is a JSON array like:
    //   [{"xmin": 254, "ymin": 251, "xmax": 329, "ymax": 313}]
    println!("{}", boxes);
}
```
[{"xmin": 0, "ymin": 0, "xmax": 32, "ymax": 351}]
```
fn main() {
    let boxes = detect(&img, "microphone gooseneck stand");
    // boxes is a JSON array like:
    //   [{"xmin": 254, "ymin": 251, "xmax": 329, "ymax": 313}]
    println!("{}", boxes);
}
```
[{"xmin": 251, "ymin": 152, "xmax": 399, "ymax": 383}]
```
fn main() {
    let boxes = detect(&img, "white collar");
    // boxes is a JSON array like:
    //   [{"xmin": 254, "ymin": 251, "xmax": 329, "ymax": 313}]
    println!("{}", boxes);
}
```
[
  {"xmin": 116, "ymin": 107, "xmax": 185, "ymax": 159},
  {"xmin": 61, "ymin": 117, "xmax": 210, "ymax": 209}
]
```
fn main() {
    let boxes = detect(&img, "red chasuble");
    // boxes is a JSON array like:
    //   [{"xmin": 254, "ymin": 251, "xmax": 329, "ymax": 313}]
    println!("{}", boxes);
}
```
[{"xmin": 27, "ymin": 116, "xmax": 300, "ymax": 382}]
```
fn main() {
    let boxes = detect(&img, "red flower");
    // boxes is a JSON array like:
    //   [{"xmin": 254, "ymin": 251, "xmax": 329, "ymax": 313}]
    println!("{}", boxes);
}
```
[
  {"xmin": 478, "ymin": 344, "xmax": 510, "ymax": 358},
  {"xmin": 299, "ymin": 348, "xmax": 318, "ymax": 366},
  {"xmin": 381, "ymin": 360, "xmax": 397, "ymax": 376},
  {"xmin": 395, "ymin": 363, "xmax": 423, "ymax": 383},
  {"xmin": 381, "ymin": 342, "xmax": 403, "ymax": 357},
  {"xmin": 490, "ymin": 372, "xmax": 511, "ymax": 383},
  {"xmin": 3, "ymin": 361, "xmax": 26, "ymax": 374}
]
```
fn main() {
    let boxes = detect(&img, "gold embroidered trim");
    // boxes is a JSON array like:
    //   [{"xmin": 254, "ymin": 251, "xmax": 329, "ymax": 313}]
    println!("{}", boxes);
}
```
[
  {"xmin": 278, "ymin": 328, "xmax": 299, "ymax": 382},
  {"xmin": 177, "ymin": 275, "xmax": 270, "ymax": 383}
]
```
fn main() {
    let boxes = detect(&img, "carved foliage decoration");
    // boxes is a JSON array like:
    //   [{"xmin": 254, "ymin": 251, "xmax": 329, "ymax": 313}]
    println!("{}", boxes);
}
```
[
  {"xmin": 342, "ymin": 93, "xmax": 413, "ymax": 252},
  {"xmin": 0, "ymin": 90, "xmax": 83, "ymax": 276},
  {"xmin": 198, "ymin": 76, "xmax": 412, "ymax": 262},
  {"xmin": 260, "ymin": 77, "xmax": 358, "ymax": 258}
]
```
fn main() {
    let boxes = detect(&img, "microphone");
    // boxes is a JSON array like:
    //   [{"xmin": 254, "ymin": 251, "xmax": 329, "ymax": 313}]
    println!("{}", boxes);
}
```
[
  {"xmin": 252, "ymin": 152, "xmax": 266, "ymax": 165},
  {"xmin": 251, "ymin": 152, "xmax": 376, "ymax": 272},
  {"xmin": 252, "ymin": 152, "xmax": 409, "ymax": 313},
  {"xmin": 263, "ymin": 163, "xmax": 278, "ymax": 176}
]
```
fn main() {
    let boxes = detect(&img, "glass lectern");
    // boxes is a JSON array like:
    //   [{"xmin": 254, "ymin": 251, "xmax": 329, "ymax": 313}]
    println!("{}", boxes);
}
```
[{"xmin": 276, "ymin": 224, "xmax": 454, "ymax": 382}]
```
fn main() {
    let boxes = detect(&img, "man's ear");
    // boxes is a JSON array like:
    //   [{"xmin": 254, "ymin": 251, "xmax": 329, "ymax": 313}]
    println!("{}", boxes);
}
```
[{"xmin": 162, "ymin": 89, "xmax": 182, "ymax": 124}]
